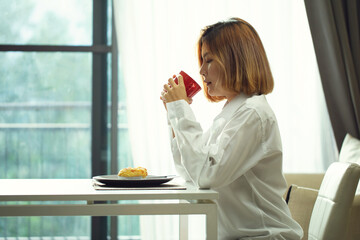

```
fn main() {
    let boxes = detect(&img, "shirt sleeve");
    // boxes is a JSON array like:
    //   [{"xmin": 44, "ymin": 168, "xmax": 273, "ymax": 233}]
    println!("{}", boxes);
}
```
[
  {"xmin": 166, "ymin": 100, "xmax": 206, "ymax": 182},
  {"xmin": 168, "ymin": 126, "xmax": 193, "ymax": 182},
  {"xmin": 167, "ymin": 99, "xmax": 275, "ymax": 189}
]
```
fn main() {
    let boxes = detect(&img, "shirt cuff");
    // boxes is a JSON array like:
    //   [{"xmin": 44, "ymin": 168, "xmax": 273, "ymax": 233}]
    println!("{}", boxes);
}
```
[{"xmin": 166, "ymin": 100, "xmax": 196, "ymax": 124}]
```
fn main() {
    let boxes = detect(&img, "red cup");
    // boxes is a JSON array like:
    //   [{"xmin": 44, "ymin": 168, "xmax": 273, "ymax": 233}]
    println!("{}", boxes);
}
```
[{"xmin": 174, "ymin": 71, "xmax": 201, "ymax": 98}]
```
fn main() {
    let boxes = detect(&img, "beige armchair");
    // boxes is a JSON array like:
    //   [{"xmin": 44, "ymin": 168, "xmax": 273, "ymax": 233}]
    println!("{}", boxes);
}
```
[
  {"xmin": 308, "ymin": 162, "xmax": 360, "ymax": 239},
  {"xmin": 285, "ymin": 163, "xmax": 360, "ymax": 240},
  {"xmin": 284, "ymin": 134, "xmax": 360, "ymax": 240}
]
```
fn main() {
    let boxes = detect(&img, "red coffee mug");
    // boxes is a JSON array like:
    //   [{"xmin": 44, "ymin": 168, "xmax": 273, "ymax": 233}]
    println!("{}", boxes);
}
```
[{"xmin": 174, "ymin": 71, "xmax": 201, "ymax": 98}]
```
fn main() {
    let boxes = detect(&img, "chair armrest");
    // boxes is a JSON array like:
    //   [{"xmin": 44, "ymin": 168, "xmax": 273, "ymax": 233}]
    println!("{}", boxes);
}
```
[
  {"xmin": 284, "ymin": 173, "xmax": 324, "ymax": 190},
  {"xmin": 286, "ymin": 185, "xmax": 318, "ymax": 240},
  {"xmin": 286, "ymin": 185, "xmax": 360, "ymax": 240}
]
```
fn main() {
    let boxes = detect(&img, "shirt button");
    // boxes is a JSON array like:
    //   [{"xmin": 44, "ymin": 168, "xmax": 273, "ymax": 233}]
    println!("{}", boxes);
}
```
[{"xmin": 209, "ymin": 157, "xmax": 216, "ymax": 165}]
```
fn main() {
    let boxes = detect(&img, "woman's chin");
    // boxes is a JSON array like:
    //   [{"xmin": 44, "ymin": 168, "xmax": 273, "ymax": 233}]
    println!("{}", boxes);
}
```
[{"xmin": 207, "ymin": 89, "xmax": 215, "ymax": 96}]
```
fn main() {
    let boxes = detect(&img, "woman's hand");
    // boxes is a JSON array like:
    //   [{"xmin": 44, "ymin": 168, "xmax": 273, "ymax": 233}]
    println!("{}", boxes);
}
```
[
  {"xmin": 160, "ymin": 74, "xmax": 192, "ymax": 138},
  {"xmin": 160, "ymin": 75, "xmax": 192, "ymax": 107}
]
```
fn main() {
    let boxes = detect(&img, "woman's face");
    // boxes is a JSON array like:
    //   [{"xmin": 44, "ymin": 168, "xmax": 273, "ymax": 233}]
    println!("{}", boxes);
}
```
[{"xmin": 199, "ymin": 44, "xmax": 237, "ymax": 100}]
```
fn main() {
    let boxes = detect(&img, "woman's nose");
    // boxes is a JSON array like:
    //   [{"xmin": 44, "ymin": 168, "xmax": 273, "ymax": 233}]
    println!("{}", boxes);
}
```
[{"xmin": 199, "ymin": 64, "xmax": 206, "ymax": 77}]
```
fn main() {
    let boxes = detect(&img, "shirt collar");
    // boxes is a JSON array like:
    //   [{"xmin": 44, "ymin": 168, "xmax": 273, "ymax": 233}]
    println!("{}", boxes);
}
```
[{"xmin": 214, "ymin": 93, "xmax": 249, "ymax": 122}]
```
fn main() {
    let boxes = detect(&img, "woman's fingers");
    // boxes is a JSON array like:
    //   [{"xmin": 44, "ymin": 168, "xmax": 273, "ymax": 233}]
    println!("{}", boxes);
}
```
[
  {"xmin": 177, "ymin": 74, "xmax": 185, "ymax": 87},
  {"xmin": 168, "ymin": 77, "xmax": 176, "ymax": 88},
  {"xmin": 160, "ymin": 74, "xmax": 188, "ymax": 103},
  {"xmin": 168, "ymin": 75, "xmax": 184, "ymax": 88},
  {"xmin": 161, "ymin": 90, "xmax": 168, "ymax": 98},
  {"xmin": 163, "ymin": 83, "xmax": 171, "ymax": 92}
]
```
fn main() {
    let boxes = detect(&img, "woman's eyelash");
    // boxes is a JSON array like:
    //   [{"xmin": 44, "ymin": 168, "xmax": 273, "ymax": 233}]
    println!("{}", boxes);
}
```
[{"xmin": 206, "ymin": 59, "xmax": 212, "ymax": 63}]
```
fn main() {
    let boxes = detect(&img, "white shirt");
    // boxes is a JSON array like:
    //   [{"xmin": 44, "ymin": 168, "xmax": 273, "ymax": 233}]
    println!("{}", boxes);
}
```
[{"xmin": 167, "ymin": 94, "xmax": 303, "ymax": 240}]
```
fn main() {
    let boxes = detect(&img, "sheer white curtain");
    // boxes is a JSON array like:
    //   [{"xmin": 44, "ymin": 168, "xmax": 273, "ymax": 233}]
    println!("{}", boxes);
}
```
[{"xmin": 113, "ymin": 0, "xmax": 337, "ymax": 239}]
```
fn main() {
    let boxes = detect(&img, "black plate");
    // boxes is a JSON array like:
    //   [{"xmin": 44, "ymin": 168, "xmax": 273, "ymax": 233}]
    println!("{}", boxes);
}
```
[{"xmin": 92, "ymin": 175, "xmax": 176, "ymax": 187}]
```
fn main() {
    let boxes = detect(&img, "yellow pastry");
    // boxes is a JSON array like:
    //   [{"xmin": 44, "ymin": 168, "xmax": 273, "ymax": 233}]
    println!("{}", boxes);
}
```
[{"xmin": 118, "ymin": 167, "xmax": 148, "ymax": 178}]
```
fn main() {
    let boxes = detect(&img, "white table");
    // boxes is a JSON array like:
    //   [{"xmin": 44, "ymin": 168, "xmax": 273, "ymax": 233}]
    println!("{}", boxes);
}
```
[{"xmin": 0, "ymin": 179, "xmax": 218, "ymax": 239}]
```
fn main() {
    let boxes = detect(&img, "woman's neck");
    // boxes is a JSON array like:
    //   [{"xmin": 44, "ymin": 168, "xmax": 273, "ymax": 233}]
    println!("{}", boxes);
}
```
[{"xmin": 225, "ymin": 92, "xmax": 239, "ymax": 103}]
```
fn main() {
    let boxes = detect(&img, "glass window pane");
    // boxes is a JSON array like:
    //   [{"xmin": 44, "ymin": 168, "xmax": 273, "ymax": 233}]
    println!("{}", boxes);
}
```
[
  {"xmin": 1, "ymin": 216, "xmax": 90, "ymax": 238},
  {"xmin": 0, "ymin": 0, "xmax": 92, "ymax": 45},
  {"xmin": 0, "ymin": 52, "xmax": 92, "ymax": 178},
  {"xmin": 0, "ymin": 52, "xmax": 92, "ymax": 238}
]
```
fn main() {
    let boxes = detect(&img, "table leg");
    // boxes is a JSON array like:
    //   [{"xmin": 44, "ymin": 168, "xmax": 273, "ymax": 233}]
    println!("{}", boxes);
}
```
[
  {"xmin": 205, "ymin": 203, "xmax": 218, "ymax": 240},
  {"xmin": 179, "ymin": 214, "xmax": 188, "ymax": 240},
  {"xmin": 179, "ymin": 200, "xmax": 188, "ymax": 240}
]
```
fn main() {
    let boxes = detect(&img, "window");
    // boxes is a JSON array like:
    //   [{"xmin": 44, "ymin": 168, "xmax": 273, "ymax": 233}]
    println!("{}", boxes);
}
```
[{"xmin": 0, "ymin": 0, "xmax": 138, "ymax": 239}]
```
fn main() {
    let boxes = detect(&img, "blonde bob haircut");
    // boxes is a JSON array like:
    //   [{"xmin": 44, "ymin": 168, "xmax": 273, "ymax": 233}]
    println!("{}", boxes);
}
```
[{"xmin": 197, "ymin": 17, "xmax": 274, "ymax": 102}]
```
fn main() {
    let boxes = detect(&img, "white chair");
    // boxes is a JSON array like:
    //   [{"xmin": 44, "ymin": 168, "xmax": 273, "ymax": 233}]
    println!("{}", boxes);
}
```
[{"xmin": 308, "ymin": 162, "xmax": 360, "ymax": 240}]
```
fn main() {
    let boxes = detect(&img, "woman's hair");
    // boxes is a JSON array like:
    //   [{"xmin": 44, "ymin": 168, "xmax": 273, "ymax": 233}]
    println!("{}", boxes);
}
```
[{"xmin": 197, "ymin": 17, "xmax": 274, "ymax": 102}]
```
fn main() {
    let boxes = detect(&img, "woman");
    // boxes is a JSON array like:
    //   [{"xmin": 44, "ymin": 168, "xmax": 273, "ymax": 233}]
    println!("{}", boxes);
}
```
[{"xmin": 160, "ymin": 17, "xmax": 303, "ymax": 240}]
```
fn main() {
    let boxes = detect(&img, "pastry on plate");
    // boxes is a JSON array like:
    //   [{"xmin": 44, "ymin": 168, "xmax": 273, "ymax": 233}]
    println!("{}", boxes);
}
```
[{"xmin": 118, "ymin": 167, "xmax": 148, "ymax": 178}]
